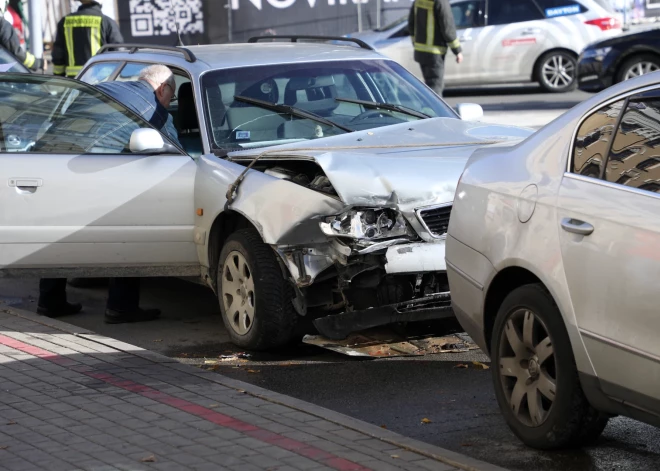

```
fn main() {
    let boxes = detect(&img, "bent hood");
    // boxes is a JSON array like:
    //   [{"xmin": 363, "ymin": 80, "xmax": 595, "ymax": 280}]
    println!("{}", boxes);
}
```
[{"xmin": 230, "ymin": 117, "xmax": 533, "ymax": 211}]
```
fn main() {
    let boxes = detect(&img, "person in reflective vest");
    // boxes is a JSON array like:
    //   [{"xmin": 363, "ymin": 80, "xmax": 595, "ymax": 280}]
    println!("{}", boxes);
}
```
[
  {"xmin": 409, "ymin": 0, "xmax": 463, "ymax": 97},
  {"xmin": 52, "ymin": 0, "xmax": 123, "ymax": 77},
  {"xmin": 0, "ymin": 17, "xmax": 42, "ymax": 70}
]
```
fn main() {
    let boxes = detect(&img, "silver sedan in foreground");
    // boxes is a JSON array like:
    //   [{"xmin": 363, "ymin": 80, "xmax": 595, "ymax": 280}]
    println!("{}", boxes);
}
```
[{"xmin": 447, "ymin": 72, "xmax": 660, "ymax": 449}]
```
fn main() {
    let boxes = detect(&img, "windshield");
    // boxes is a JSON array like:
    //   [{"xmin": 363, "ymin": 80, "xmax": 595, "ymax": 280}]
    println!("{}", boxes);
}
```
[
  {"xmin": 0, "ymin": 47, "xmax": 29, "ymax": 73},
  {"xmin": 201, "ymin": 59, "xmax": 456, "ymax": 151}
]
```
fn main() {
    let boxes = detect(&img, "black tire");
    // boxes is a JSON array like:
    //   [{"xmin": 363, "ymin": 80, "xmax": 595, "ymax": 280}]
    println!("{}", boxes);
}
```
[
  {"xmin": 217, "ymin": 229, "xmax": 298, "ymax": 351},
  {"xmin": 491, "ymin": 283, "xmax": 608, "ymax": 449},
  {"xmin": 536, "ymin": 51, "xmax": 578, "ymax": 93},
  {"xmin": 615, "ymin": 54, "xmax": 660, "ymax": 84}
]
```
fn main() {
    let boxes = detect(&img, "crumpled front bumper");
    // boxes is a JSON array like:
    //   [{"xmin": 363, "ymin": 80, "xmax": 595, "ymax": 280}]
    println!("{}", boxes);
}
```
[{"xmin": 385, "ymin": 240, "xmax": 446, "ymax": 274}]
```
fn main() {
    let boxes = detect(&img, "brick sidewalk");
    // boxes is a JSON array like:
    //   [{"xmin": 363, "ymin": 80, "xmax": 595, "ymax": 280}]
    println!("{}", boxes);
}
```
[{"xmin": 0, "ymin": 307, "xmax": 507, "ymax": 471}]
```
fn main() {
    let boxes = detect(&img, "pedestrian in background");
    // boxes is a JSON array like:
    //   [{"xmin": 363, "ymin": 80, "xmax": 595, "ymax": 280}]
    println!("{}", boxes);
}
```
[
  {"xmin": 409, "ymin": 0, "xmax": 463, "ymax": 97},
  {"xmin": 0, "ymin": 16, "xmax": 42, "ymax": 71},
  {"xmin": 52, "ymin": 0, "xmax": 123, "ymax": 77}
]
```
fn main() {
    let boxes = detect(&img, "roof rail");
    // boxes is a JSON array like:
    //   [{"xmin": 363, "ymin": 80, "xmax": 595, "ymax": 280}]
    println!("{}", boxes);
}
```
[
  {"xmin": 96, "ymin": 43, "xmax": 197, "ymax": 63},
  {"xmin": 247, "ymin": 35, "xmax": 374, "ymax": 51}
]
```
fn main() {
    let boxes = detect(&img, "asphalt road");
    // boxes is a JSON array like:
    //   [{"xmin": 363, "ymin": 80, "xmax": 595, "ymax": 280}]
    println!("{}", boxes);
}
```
[
  {"xmin": 1, "ymin": 85, "xmax": 657, "ymax": 471},
  {"xmin": 2, "ymin": 275, "xmax": 659, "ymax": 471}
]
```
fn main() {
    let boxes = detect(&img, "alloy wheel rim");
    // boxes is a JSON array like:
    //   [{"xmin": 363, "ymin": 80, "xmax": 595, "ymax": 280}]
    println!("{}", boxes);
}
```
[
  {"xmin": 542, "ymin": 55, "xmax": 575, "ymax": 89},
  {"xmin": 498, "ymin": 308, "xmax": 557, "ymax": 427},
  {"xmin": 624, "ymin": 61, "xmax": 660, "ymax": 80},
  {"xmin": 221, "ymin": 251, "xmax": 255, "ymax": 335}
]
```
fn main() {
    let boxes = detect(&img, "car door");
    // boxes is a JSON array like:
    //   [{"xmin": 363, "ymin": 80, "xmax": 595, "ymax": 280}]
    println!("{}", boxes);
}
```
[
  {"xmin": 482, "ymin": 0, "xmax": 548, "ymax": 82},
  {"xmin": 557, "ymin": 89, "xmax": 660, "ymax": 413},
  {"xmin": 443, "ymin": 0, "xmax": 485, "ymax": 86},
  {"xmin": 0, "ymin": 74, "xmax": 199, "ymax": 277}
]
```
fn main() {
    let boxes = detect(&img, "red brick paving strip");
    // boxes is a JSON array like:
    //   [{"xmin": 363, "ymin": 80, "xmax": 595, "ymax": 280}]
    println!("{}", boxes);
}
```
[{"xmin": 0, "ymin": 334, "xmax": 371, "ymax": 471}]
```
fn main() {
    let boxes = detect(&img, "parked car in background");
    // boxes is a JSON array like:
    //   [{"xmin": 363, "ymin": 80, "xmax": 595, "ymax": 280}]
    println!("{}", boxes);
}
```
[
  {"xmin": 578, "ymin": 27, "xmax": 660, "ymax": 92},
  {"xmin": 447, "ymin": 73, "xmax": 660, "ymax": 449},
  {"xmin": 348, "ymin": 0, "xmax": 622, "ymax": 93},
  {"xmin": 0, "ymin": 40, "xmax": 532, "ymax": 353}
]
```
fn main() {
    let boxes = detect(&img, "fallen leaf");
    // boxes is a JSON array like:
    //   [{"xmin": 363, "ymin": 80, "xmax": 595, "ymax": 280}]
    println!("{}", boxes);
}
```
[
  {"xmin": 454, "ymin": 364, "xmax": 468, "ymax": 369},
  {"xmin": 391, "ymin": 454, "xmax": 400, "ymax": 459},
  {"xmin": 141, "ymin": 455, "xmax": 156, "ymax": 463},
  {"xmin": 421, "ymin": 418, "xmax": 432, "ymax": 424},
  {"xmin": 380, "ymin": 425, "xmax": 387, "ymax": 429},
  {"xmin": 247, "ymin": 369, "xmax": 260, "ymax": 373},
  {"xmin": 472, "ymin": 361, "xmax": 490, "ymax": 370}
]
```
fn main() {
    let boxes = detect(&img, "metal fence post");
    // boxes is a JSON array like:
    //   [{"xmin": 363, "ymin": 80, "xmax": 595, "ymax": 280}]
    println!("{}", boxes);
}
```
[{"xmin": 28, "ymin": 0, "xmax": 43, "ymax": 60}]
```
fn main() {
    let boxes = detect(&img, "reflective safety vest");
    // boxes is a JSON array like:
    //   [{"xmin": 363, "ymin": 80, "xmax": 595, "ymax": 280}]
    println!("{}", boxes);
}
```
[
  {"xmin": 54, "ymin": 15, "xmax": 102, "ymax": 77},
  {"xmin": 411, "ymin": 0, "xmax": 461, "ymax": 56},
  {"xmin": 52, "ymin": 2, "xmax": 123, "ymax": 77}
]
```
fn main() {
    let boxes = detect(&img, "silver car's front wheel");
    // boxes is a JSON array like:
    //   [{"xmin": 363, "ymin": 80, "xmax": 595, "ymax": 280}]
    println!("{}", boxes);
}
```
[
  {"xmin": 492, "ymin": 284, "xmax": 609, "ymax": 449},
  {"xmin": 217, "ymin": 229, "xmax": 298, "ymax": 351},
  {"xmin": 537, "ymin": 51, "xmax": 577, "ymax": 93},
  {"xmin": 222, "ymin": 251, "xmax": 256, "ymax": 336}
]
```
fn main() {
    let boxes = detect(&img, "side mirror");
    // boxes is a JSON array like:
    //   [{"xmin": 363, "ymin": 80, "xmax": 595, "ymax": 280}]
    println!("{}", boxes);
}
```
[
  {"xmin": 456, "ymin": 103, "xmax": 484, "ymax": 122},
  {"xmin": 129, "ymin": 128, "xmax": 170, "ymax": 153}
]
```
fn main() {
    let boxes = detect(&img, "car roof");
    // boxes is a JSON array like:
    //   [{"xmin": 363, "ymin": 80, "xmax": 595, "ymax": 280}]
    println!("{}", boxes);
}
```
[{"xmin": 86, "ymin": 42, "xmax": 388, "ymax": 77}]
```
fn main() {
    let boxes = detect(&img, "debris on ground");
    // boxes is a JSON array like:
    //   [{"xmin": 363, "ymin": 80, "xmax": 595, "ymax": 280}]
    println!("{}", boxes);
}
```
[
  {"xmin": 454, "ymin": 364, "xmax": 469, "ymax": 369},
  {"xmin": 140, "ymin": 455, "xmax": 156, "ymax": 463},
  {"xmin": 472, "ymin": 361, "xmax": 490, "ymax": 370},
  {"xmin": 421, "ymin": 418, "xmax": 432, "ymax": 424},
  {"xmin": 302, "ymin": 329, "xmax": 479, "ymax": 358}
]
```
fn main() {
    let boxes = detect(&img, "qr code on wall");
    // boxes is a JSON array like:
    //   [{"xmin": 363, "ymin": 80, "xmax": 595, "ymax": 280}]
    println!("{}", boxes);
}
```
[{"xmin": 129, "ymin": 0, "xmax": 204, "ymax": 37}]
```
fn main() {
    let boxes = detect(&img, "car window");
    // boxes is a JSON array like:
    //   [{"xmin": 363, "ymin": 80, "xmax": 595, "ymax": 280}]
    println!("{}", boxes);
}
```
[
  {"xmin": 201, "ymin": 59, "xmax": 456, "ymax": 151},
  {"xmin": 78, "ymin": 61, "xmax": 121, "ymax": 85},
  {"xmin": 572, "ymin": 99, "xmax": 625, "ymax": 178},
  {"xmin": 533, "ymin": 0, "xmax": 588, "ymax": 17},
  {"xmin": 604, "ymin": 96, "xmax": 660, "ymax": 193},
  {"xmin": 452, "ymin": 1, "xmax": 485, "ymax": 28},
  {"xmin": 488, "ymin": 0, "xmax": 544, "ymax": 26},
  {"xmin": 0, "ymin": 74, "xmax": 180, "ymax": 155}
]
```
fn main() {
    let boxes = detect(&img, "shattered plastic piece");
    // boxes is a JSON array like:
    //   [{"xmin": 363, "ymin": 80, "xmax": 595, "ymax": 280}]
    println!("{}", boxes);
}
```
[
  {"xmin": 141, "ymin": 455, "xmax": 156, "ymax": 463},
  {"xmin": 303, "ymin": 330, "xmax": 479, "ymax": 358},
  {"xmin": 454, "ymin": 364, "xmax": 469, "ymax": 369},
  {"xmin": 421, "ymin": 418, "xmax": 432, "ymax": 424},
  {"xmin": 472, "ymin": 361, "xmax": 490, "ymax": 370},
  {"xmin": 391, "ymin": 454, "xmax": 400, "ymax": 458},
  {"xmin": 204, "ymin": 360, "xmax": 219, "ymax": 365}
]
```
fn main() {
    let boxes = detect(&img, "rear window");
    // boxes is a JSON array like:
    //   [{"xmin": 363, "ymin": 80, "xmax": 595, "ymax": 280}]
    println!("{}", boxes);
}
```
[{"xmin": 533, "ymin": 0, "xmax": 588, "ymax": 17}]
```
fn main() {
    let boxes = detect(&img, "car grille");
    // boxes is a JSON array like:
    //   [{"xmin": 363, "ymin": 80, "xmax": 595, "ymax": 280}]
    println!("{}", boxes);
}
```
[{"xmin": 418, "ymin": 205, "xmax": 452, "ymax": 237}]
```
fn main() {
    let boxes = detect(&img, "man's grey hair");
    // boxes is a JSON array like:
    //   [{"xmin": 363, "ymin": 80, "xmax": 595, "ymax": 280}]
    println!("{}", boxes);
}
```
[{"xmin": 139, "ymin": 64, "xmax": 175, "ymax": 91}]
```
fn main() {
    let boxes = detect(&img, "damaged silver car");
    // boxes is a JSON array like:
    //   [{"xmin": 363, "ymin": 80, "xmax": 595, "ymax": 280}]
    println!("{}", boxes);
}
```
[{"xmin": 0, "ymin": 39, "xmax": 532, "ymax": 350}]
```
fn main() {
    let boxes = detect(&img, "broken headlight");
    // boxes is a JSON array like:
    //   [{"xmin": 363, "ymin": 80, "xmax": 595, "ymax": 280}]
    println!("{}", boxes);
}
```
[{"xmin": 320, "ymin": 208, "xmax": 409, "ymax": 240}]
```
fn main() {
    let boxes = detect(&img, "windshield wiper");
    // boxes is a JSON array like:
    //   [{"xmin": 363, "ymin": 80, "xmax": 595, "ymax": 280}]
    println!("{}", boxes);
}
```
[
  {"xmin": 233, "ymin": 95, "xmax": 353, "ymax": 133},
  {"xmin": 336, "ymin": 97, "xmax": 430, "ymax": 119}
]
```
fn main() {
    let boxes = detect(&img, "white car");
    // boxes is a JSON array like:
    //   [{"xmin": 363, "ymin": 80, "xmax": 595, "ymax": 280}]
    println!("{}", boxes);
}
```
[
  {"xmin": 349, "ymin": 0, "xmax": 622, "ymax": 93},
  {"xmin": 447, "ymin": 72, "xmax": 660, "ymax": 448}
]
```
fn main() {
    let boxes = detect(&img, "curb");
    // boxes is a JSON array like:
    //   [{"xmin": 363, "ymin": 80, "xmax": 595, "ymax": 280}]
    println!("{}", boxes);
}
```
[{"xmin": 2, "ymin": 305, "xmax": 509, "ymax": 471}]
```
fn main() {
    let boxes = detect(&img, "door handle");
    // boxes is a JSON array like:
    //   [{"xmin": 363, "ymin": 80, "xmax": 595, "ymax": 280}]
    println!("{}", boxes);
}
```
[
  {"xmin": 561, "ymin": 218, "xmax": 594, "ymax": 236},
  {"xmin": 8, "ymin": 178, "xmax": 43, "ymax": 191},
  {"xmin": 521, "ymin": 28, "xmax": 542, "ymax": 35}
]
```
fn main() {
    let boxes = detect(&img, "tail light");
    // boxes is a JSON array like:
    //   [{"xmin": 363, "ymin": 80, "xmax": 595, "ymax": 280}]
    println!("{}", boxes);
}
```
[{"xmin": 585, "ymin": 17, "xmax": 622, "ymax": 31}]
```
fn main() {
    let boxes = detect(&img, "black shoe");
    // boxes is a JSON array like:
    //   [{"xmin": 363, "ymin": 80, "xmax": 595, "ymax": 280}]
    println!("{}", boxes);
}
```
[
  {"xmin": 68, "ymin": 278, "xmax": 108, "ymax": 288},
  {"xmin": 37, "ymin": 302, "xmax": 83, "ymax": 318},
  {"xmin": 105, "ymin": 308, "xmax": 161, "ymax": 324}
]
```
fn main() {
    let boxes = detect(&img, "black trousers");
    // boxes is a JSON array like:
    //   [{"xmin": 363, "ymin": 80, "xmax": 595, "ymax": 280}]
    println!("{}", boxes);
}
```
[
  {"xmin": 420, "ymin": 55, "xmax": 446, "ymax": 97},
  {"xmin": 39, "ymin": 278, "xmax": 141, "ymax": 312}
]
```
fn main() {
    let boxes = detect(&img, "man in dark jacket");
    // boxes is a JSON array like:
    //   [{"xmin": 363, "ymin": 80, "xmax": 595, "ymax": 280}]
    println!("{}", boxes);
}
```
[
  {"xmin": 409, "ymin": 0, "xmax": 463, "ymax": 97},
  {"xmin": 38, "ymin": 65, "xmax": 180, "ymax": 324},
  {"xmin": 52, "ymin": 0, "xmax": 123, "ymax": 77},
  {"xmin": 0, "ymin": 17, "xmax": 42, "ymax": 71}
]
